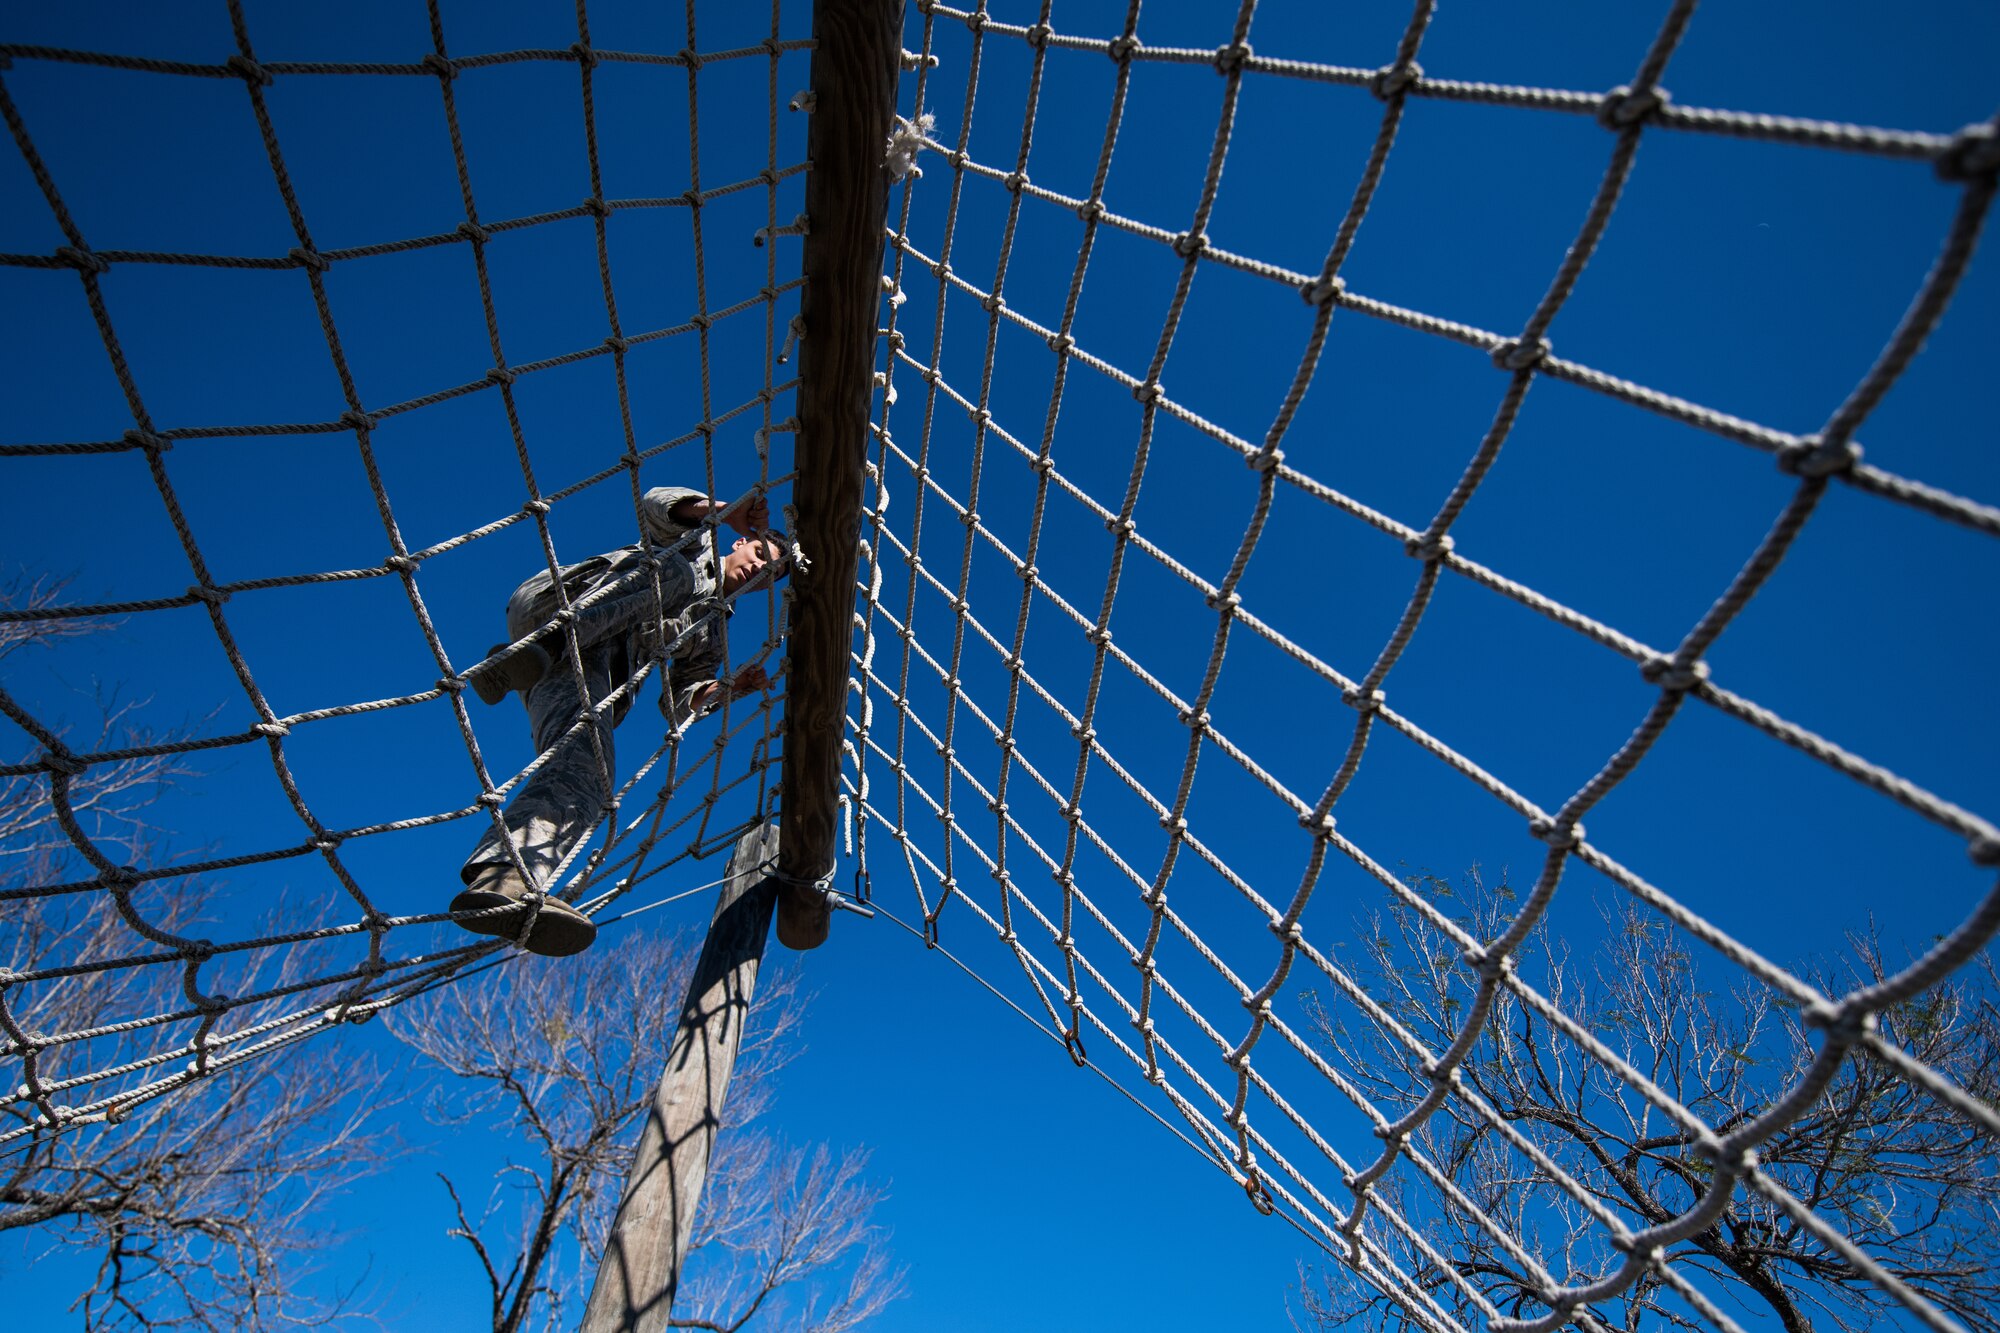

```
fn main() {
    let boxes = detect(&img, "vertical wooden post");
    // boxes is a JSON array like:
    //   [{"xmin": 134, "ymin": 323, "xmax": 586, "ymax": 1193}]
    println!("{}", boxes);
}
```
[
  {"xmin": 780, "ymin": 0, "xmax": 904, "ymax": 928},
  {"xmin": 580, "ymin": 822, "xmax": 781, "ymax": 1333}
]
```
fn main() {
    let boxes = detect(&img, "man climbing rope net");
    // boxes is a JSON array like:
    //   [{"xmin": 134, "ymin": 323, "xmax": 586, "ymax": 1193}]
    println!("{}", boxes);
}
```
[{"xmin": 451, "ymin": 486, "xmax": 795, "ymax": 957}]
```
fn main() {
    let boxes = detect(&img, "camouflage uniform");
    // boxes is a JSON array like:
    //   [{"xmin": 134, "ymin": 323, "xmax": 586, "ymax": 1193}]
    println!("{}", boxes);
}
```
[{"xmin": 461, "ymin": 486, "xmax": 732, "ymax": 893}]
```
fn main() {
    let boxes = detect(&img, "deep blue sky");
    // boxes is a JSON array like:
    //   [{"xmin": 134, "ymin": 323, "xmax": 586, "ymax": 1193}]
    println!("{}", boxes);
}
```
[{"xmin": 4, "ymin": 2, "xmax": 1997, "ymax": 1330}]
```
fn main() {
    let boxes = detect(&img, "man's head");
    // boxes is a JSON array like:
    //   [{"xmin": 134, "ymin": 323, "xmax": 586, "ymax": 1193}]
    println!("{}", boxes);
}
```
[{"xmin": 720, "ymin": 532, "xmax": 792, "ymax": 596}]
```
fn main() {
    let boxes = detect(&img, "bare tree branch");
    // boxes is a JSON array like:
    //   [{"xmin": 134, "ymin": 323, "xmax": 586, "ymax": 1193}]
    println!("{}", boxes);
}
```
[
  {"xmin": 385, "ymin": 931, "xmax": 903, "ymax": 1332},
  {"xmin": 1297, "ymin": 867, "xmax": 2000, "ymax": 1333},
  {"xmin": 1, "ymin": 573, "xmax": 393, "ymax": 1331}
]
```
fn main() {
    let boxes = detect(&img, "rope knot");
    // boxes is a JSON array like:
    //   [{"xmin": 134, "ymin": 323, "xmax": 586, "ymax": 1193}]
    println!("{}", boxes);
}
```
[
  {"xmin": 1529, "ymin": 816, "xmax": 1585, "ymax": 849},
  {"xmin": 1248, "ymin": 446, "xmax": 1284, "ymax": 472},
  {"xmin": 421, "ymin": 52, "xmax": 457, "ymax": 80},
  {"xmin": 124, "ymin": 428, "xmax": 170, "ymax": 453},
  {"xmin": 676, "ymin": 46, "xmax": 701, "ymax": 71},
  {"xmin": 383, "ymin": 554, "xmax": 418, "ymax": 574},
  {"xmin": 1084, "ymin": 624, "xmax": 1112, "ymax": 647},
  {"xmin": 521, "ymin": 497, "xmax": 550, "ymax": 516},
  {"xmin": 1133, "ymin": 380, "xmax": 1165, "ymax": 405},
  {"xmin": 187, "ymin": 583, "xmax": 231, "ymax": 606},
  {"xmin": 979, "ymin": 292, "xmax": 1005, "ymax": 316},
  {"xmin": 41, "ymin": 750, "xmax": 87, "ymax": 776},
  {"xmin": 478, "ymin": 791, "xmax": 506, "ymax": 808},
  {"xmin": 1002, "ymin": 170, "xmax": 1029, "ymax": 194},
  {"xmin": 1777, "ymin": 435, "xmax": 1861, "ymax": 479},
  {"xmin": 604, "ymin": 334, "xmax": 631, "ymax": 352},
  {"xmin": 1213, "ymin": 42, "xmax": 1253, "ymax": 75},
  {"xmin": 570, "ymin": 41, "xmax": 600, "ymax": 69},
  {"xmin": 1178, "ymin": 707, "xmax": 1210, "ymax": 731},
  {"xmin": 581, "ymin": 196, "xmax": 611, "ymax": 220},
  {"xmin": 1403, "ymin": 531, "xmax": 1454, "ymax": 561},
  {"xmin": 1270, "ymin": 918, "xmax": 1305, "ymax": 945},
  {"xmin": 1300, "ymin": 274, "xmax": 1344, "ymax": 306},
  {"xmin": 1299, "ymin": 809, "xmax": 1337, "ymax": 835},
  {"xmin": 1015, "ymin": 562, "xmax": 1038, "ymax": 582},
  {"xmin": 288, "ymin": 246, "xmax": 330, "ymax": 272},
  {"xmin": 1694, "ymin": 1136, "xmax": 1758, "ymax": 1174},
  {"xmin": 340, "ymin": 409, "xmax": 375, "ymax": 432},
  {"xmin": 1075, "ymin": 198, "xmax": 1107, "ymax": 224},
  {"xmin": 437, "ymin": 675, "xmax": 466, "ymax": 695},
  {"xmin": 1106, "ymin": 34, "xmax": 1142, "ymax": 63},
  {"xmin": 1070, "ymin": 722, "xmax": 1096, "ymax": 742},
  {"xmin": 457, "ymin": 220, "xmax": 490, "ymax": 244},
  {"xmin": 251, "ymin": 720, "xmax": 290, "ymax": 738},
  {"xmin": 1171, "ymin": 230, "xmax": 1209, "ymax": 259},
  {"xmin": 1106, "ymin": 514, "xmax": 1136, "ymax": 538},
  {"xmin": 1342, "ymin": 685, "xmax": 1384, "ymax": 713},
  {"xmin": 1492, "ymin": 337, "xmax": 1550, "ymax": 372},
  {"xmin": 1462, "ymin": 946, "xmax": 1514, "ymax": 981},
  {"xmin": 485, "ymin": 365, "xmax": 516, "ymax": 386},
  {"xmin": 1046, "ymin": 331, "xmax": 1076, "ymax": 355},
  {"xmin": 225, "ymin": 53, "xmax": 273, "ymax": 87},
  {"xmin": 1936, "ymin": 121, "xmax": 2000, "ymax": 182},
  {"xmin": 1804, "ymin": 1000, "xmax": 1877, "ymax": 1042},
  {"xmin": 1205, "ymin": 588, "xmax": 1241, "ymax": 614},
  {"xmin": 1598, "ymin": 84, "xmax": 1670, "ymax": 131},
  {"xmin": 1369, "ymin": 61, "xmax": 1423, "ymax": 101},
  {"xmin": 311, "ymin": 833, "xmax": 344, "ymax": 851},
  {"xmin": 1640, "ymin": 655, "xmax": 1709, "ymax": 692},
  {"xmin": 54, "ymin": 245, "xmax": 109, "ymax": 275},
  {"xmin": 1023, "ymin": 23, "xmax": 1053, "ymax": 49}
]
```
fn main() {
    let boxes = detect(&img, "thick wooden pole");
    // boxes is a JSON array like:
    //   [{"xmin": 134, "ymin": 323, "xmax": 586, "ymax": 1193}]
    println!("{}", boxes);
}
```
[
  {"xmin": 780, "ymin": 0, "xmax": 903, "ymax": 927},
  {"xmin": 580, "ymin": 822, "xmax": 781, "ymax": 1333}
]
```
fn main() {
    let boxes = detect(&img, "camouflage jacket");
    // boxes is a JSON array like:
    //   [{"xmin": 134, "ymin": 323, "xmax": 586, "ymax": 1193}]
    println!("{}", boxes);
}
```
[{"xmin": 501, "ymin": 486, "xmax": 730, "ymax": 727}]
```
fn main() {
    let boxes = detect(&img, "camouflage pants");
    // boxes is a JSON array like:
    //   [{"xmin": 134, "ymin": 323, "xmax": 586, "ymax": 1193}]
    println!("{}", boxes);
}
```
[
  {"xmin": 460, "ymin": 549, "xmax": 707, "ymax": 893},
  {"xmin": 460, "ymin": 647, "xmax": 625, "ymax": 893}
]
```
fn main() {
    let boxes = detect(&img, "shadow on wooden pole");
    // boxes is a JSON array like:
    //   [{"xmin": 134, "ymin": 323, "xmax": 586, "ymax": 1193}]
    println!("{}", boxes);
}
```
[
  {"xmin": 580, "ymin": 822, "xmax": 781, "ymax": 1333},
  {"xmin": 779, "ymin": 0, "xmax": 904, "ymax": 929}
]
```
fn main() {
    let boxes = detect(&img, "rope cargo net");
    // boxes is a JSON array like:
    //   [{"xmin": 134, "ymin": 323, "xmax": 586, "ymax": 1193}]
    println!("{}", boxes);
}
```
[
  {"xmin": 1, "ymin": 0, "xmax": 803, "ymax": 1157},
  {"xmin": 848, "ymin": 3, "xmax": 1998, "ymax": 1333},
  {"xmin": 1, "ymin": 2, "xmax": 1996, "ymax": 1331}
]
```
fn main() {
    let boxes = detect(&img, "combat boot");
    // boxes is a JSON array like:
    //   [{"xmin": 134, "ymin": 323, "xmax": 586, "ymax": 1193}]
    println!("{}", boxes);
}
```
[
  {"xmin": 467, "ymin": 640, "xmax": 555, "ymax": 706},
  {"xmin": 450, "ymin": 863, "xmax": 598, "ymax": 957}
]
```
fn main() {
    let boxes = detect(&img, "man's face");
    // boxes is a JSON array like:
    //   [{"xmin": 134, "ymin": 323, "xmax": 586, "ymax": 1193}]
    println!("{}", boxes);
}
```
[{"xmin": 726, "ymin": 534, "xmax": 788, "ymax": 593}]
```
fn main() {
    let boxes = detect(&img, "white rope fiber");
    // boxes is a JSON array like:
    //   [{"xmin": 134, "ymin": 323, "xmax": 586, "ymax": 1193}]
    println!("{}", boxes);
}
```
[
  {"xmin": 1, "ymin": 0, "xmax": 803, "ymax": 1148},
  {"xmin": 849, "ymin": 3, "xmax": 1999, "ymax": 1331},
  {"xmin": 3, "ymin": 3, "xmax": 1997, "ymax": 1331}
]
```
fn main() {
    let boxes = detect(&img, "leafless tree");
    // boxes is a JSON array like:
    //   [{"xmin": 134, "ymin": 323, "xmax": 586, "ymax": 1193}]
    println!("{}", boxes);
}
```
[
  {"xmin": 1297, "ymin": 867, "xmax": 2000, "ymax": 1333},
  {"xmin": 1, "ymin": 573, "xmax": 394, "ymax": 1330},
  {"xmin": 385, "ymin": 929, "xmax": 904, "ymax": 1333}
]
